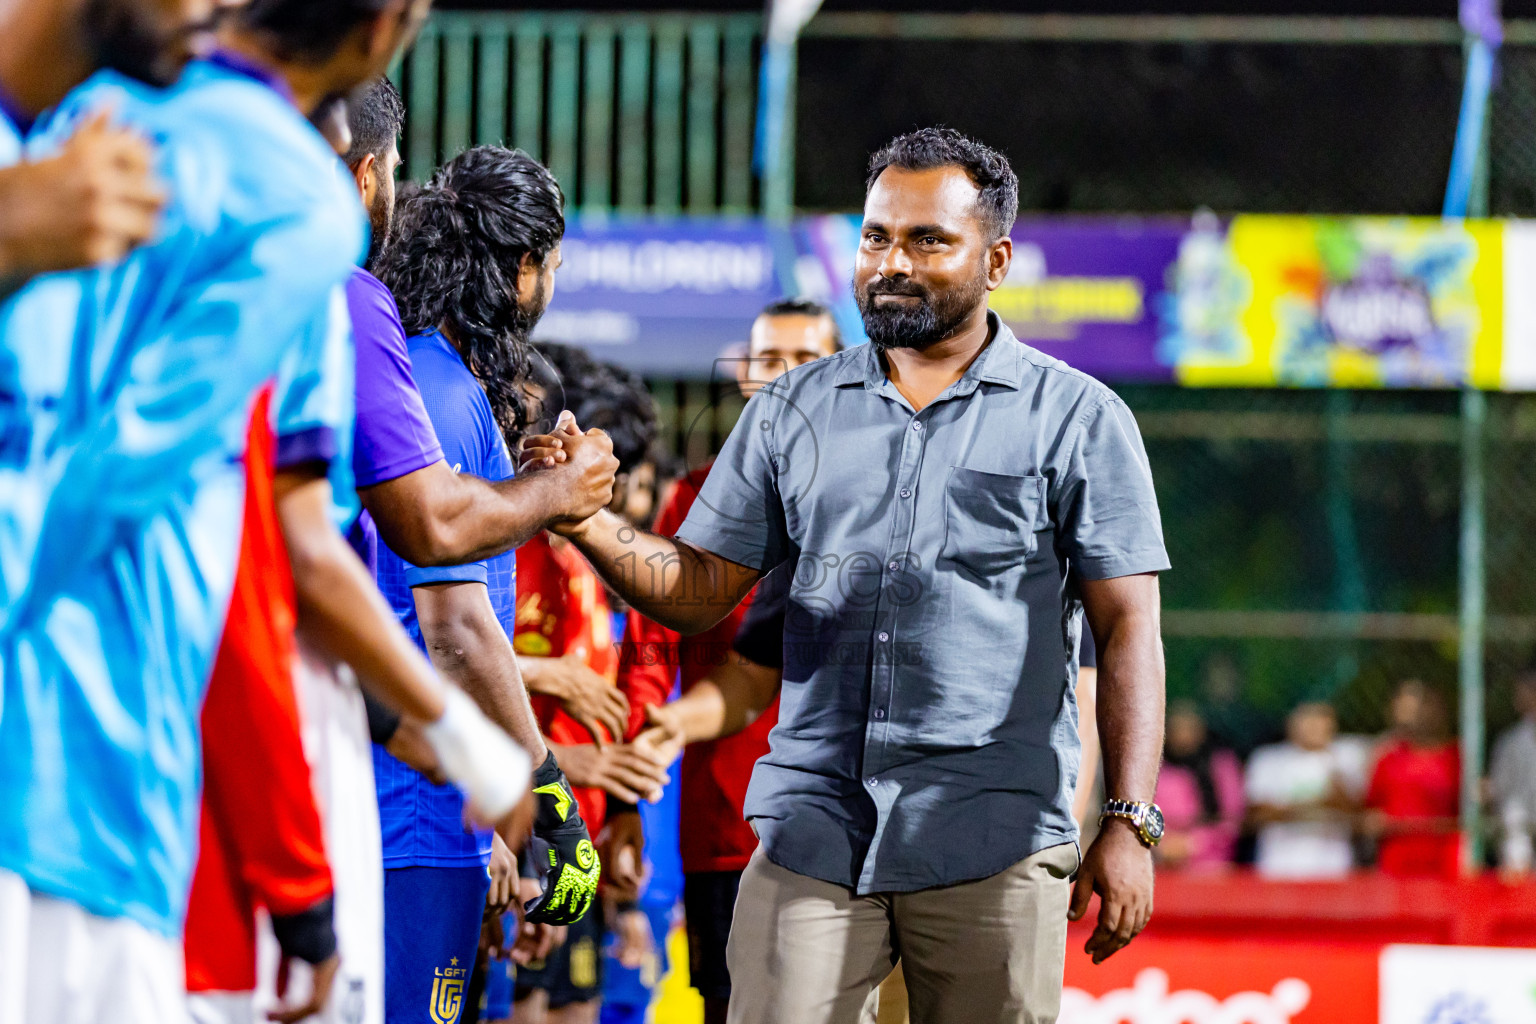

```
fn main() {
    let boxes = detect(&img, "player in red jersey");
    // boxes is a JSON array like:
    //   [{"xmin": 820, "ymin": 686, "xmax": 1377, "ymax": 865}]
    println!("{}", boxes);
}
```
[
  {"xmin": 621, "ymin": 300, "xmax": 840, "ymax": 1024},
  {"xmin": 1365, "ymin": 684, "xmax": 1461, "ymax": 878},
  {"xmin": 186, "ymin": 388, "xmax": 339, "ymax": 1024}
]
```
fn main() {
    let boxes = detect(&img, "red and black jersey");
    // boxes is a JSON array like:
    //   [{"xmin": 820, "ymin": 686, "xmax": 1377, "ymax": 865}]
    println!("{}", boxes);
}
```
[
  {"xmin": 515, "ymin": 531, "xmax": 624, "ymax": 835},
  {"xmin": 184, "ymin": 387, "xmax": 333, "ymax": 993}
]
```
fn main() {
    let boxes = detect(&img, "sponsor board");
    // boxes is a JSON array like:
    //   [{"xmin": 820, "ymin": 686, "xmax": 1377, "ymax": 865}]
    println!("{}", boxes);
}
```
[
  {"xmin": 539, "ymin": 212, "xmax": 1536, "ymax": 390},
  {"xmin": 1061, "ymin": 937, "xmax": 1378, "ymax": 1023},
  {"xmin": 1381, "ymin": 945, "xmax": 1536, "ymax": 1024}
]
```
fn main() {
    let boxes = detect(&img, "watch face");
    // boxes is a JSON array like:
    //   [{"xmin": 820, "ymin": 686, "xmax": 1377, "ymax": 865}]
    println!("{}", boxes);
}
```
[{"xmin": 1144, "ymin": 804, "xmax": 1166, "ymax": 841}]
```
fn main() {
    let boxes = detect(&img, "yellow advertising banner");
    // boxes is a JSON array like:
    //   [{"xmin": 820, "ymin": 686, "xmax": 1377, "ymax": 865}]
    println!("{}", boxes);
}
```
[{"xmin": 1164, "ymin": 215, "xmax": 1515, "ymax": 389}]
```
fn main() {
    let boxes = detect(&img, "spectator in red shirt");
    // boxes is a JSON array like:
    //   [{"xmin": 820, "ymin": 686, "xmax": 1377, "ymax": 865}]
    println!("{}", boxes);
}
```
[
  {"xmin": 1365, "ymin": 683, "xmax": 1461, "ymax": 878},
  {"xmin": 622, "ymin": 299, "xmax": 841, "ymax": 1024}
]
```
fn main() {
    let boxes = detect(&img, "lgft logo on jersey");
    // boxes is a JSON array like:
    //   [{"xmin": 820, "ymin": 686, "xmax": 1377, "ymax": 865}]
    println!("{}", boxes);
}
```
[{"xmin": 430, "ymin": 957, "xmax": 469, "ymax": 1024}]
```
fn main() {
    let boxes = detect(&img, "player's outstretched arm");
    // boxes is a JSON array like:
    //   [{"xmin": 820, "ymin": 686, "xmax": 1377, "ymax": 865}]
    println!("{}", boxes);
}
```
[
  {"xmin": 521, "ymin": 415, "xmax": 764, "ymax": 635},
  {"xmin": 359, "ymin": 424, "xmax": 617, "ymax": 568},
  {"xmin": 0, "ymin": 111, "xmax": 163, "ymax": 294},
  {"xmin": 274, "ymin": 469, "xmax": 531, "ymax": 825}
]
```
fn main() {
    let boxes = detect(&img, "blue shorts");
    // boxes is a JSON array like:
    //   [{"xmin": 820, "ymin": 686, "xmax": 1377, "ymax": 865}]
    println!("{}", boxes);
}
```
[
  {"xmin": 481, "ymin": 950, "xmax": 515, "ymax": 1022},
  {"xmin": 383, "ymin": 865, "xmax": 492, "ymax": 1024},
  {"xmin": 601, "ymin": 900, "xmax": 674, "ymax": 1013}
]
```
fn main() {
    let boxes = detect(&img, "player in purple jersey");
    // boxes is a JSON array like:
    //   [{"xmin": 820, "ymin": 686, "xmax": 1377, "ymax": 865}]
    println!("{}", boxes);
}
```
[{"xmin": 0, "ymin": 0, "xmax": 218, "ymax": 290}]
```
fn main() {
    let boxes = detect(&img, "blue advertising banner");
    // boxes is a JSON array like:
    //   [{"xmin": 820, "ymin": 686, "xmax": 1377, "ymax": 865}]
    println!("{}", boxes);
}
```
[{"xmin": 532, "ymin": 217, "xmax": 779, "ymax": 376}]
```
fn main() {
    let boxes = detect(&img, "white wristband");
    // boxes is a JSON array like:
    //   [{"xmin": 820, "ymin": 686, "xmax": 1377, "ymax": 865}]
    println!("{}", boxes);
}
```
[{"xmin": 421, "ymin": 686, "xmax": 532, "ymax": 821}]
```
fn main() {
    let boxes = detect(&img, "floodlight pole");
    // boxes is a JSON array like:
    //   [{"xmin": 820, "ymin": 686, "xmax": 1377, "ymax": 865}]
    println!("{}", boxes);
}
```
[{"xmin": 1448, "ymin": 0, "xmax": 1498, "ymax": 874}]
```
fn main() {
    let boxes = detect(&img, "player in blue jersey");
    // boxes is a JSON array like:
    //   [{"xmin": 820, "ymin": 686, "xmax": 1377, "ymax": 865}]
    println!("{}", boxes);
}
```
[
  {"xmin": 369, "ymin": 147, "xmax": 609, "ymax": 1024},
  {"xmin": 0, "ymin": 4, "xmax": 539, "ymax": 1024},
  {"xmin": 0, "ymin": 0, "xmax": 215, "ymax": 291}
]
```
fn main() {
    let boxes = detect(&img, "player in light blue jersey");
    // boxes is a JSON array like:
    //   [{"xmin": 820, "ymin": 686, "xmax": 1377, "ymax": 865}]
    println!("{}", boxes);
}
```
[
  {"xmin": 0, "ymin": 0, "xmax": 204, "ymax": 293},
  {"xmin": 0, "ymin": 6, "xmax": 526, "ymax": 1024}
]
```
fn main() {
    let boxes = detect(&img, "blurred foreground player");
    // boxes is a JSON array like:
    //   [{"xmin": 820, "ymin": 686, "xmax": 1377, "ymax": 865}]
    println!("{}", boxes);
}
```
[
  {"xmin": 0, "ymin": 4, "xmax": 532, "ymax": 1023},
  {"xmin": 0, "ymin": 0, "xmax": 196, "ymax": 293},
  {"xmin": 523, "ymin": 128, "xmax": 1169, "ymax": 1024},
  {"xmin": 186, "ymin": 387, "xmax": 339, "ymax": 1024},
  {"xmin": 371, "ymin": 147, "xmax": 605, "ymax": 1024},
  {"xmin": 620, "ymin": 298, "xmax": 840, "ymax": 1024}
]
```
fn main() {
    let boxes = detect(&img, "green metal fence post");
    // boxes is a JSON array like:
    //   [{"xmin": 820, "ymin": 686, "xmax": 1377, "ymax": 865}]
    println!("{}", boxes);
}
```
[
  {"xmin": 406, "ymin": 25, "xmax": 440, "ymax": 183},
  {"xmin": 512, "ymin": 18, "xmax": 545, "ymax": 160},
  {"xmin": 687, "ymin": 20, "xmax": 722, "ymax": 213},
  {"xmin": 652, "ymin": 19, "xmax": 686, "ymax": 215},
  {"xmin": 1460, "ymin": 388, "xmax": 1488, "ymax": 872},
  {"xmin": 617, "ymin": 20, "xmax": 652, "ymax": 212},
  {"xmin": 546, "ymin": 21, "xmax": 581, "ymax": 199},
  {"xmin": 582, "ymin": 22, "xmax": 617, "ymax": 212},
  {"xmin": 476, "ymin": 23, "xmax": 509, "ymax": 145},
  {"xmin": 441, "ymin": 21, "xmax": 475, "ymax": 159}
]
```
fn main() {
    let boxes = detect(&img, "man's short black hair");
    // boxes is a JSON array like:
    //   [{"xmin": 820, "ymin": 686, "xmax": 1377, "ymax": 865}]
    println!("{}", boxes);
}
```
[
  {"xmin": 759, "ymin": 297, "xmax": 843, "ymax": 351},
  {"xmin": 238, "ymin": 0, "xmax": 397, "ymax": 64},
  {"xmin": 866, "ymin": 127, "xmax": 1019, "ymax": 242},
  {"xmin": 345, "ymin": 78, "xmax": 405, "ymax": 168}
]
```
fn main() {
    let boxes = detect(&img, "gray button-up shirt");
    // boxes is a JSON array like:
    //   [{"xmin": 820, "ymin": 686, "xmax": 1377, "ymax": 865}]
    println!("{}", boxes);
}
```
[{"xmin": 676, "ymin": 314, "xmax": 1170, "ymax": 894}]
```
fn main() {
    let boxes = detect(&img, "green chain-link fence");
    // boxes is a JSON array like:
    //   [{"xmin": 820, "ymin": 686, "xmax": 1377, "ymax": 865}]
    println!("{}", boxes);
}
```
[
  {"xmin": 400, "ymin": 10, "xmax": 1536, "ymax": 853},
  {"xmin": 648, "ymin": 383, "xmax": 1536, "ymax": 786}
]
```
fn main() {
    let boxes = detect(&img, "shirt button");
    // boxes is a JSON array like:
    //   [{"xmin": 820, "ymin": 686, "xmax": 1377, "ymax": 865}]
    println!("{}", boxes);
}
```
[
  {"xmin": 877, "ymin": 631, "xmax": 890, "ymax": 642},
  {"xmin": 874, "ymin": 707, "xmax": 887, "ymax": 720},
  {"xmin": 911, "ymin": 421, "xmax": 923, "ymax": 431},
  {"xmin": 899, "ymin": 488, "xmax": 911, "ymax": 498},
  {"xmin": 867, "ymin": 778, "xmax": 880, "ymax": 787},
  {"xmin": 887, "ymin": 561, "xmax": 899, "ymax": 571}
]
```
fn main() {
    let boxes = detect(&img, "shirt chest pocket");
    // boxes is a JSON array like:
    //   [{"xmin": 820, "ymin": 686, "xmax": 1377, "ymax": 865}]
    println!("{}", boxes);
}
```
[{"xmin": 940, "ymin": 468, "xmax": 1046, "ymax": 577}]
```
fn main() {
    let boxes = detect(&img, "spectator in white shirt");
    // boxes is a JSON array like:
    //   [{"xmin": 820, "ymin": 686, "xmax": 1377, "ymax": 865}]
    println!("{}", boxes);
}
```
[
  {"xmin": 1245, "ymin": 702, "xmax": 1359, "ymax": 879},
  {"xmin": 1491, "ymin": 670, "xmax": 1536, "ymax": 877}
]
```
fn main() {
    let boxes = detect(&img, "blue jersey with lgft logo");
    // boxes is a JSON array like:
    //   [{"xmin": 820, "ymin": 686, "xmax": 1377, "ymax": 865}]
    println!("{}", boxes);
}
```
[{"xmin": 373, "ymin": 329, "xmax": 517, "ymax": 868}]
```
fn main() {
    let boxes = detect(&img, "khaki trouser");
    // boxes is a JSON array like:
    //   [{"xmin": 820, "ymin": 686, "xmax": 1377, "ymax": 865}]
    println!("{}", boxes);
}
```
[{"xmin": 725, "ymin": 843, "xmax": 1079, "ymax": 1024}]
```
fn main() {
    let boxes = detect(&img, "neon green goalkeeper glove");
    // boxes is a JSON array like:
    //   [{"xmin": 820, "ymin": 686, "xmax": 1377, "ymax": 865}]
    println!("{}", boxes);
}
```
[{"xmin": 523, "ymin": 752, "xmax": 601, "ymax": 926}]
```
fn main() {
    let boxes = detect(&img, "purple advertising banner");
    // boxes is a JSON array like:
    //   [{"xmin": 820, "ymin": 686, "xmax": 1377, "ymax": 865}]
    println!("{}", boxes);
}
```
[
  {"xmin": 994, "ymin": 219, "xmax": 1182, "ymax": 383},
  {"xmin": 533, "ymin": 216, "xmax": 779, "ymax": 377},
  {"xmin": 537, "ymin": 214, "xmax": 1184, "ymax": 381},
  {"xmin": 792, "ymin": 215, "xmax": 1181, "ymax": 383}
]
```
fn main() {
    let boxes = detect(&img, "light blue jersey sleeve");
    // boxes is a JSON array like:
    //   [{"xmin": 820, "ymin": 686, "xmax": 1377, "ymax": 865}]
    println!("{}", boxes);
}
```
[
  {"xmin": 270, "ymin": 284, "xmax": 359, "ymax": 532},
  {"xmin": 9, "ymin": 71, "xmax": 365, "ymax": 617}
]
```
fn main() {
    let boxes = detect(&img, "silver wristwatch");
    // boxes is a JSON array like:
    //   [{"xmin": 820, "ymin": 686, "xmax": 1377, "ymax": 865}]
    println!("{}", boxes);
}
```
[{"xmin": 1100, "ymin": 799, "xmax": 1165, "ymax": 848}]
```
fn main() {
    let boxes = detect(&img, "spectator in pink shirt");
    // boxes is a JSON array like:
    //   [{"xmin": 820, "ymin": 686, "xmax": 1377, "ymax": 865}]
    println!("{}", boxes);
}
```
[{"xmin": 1155, "ymin": 701, "xmax": 1246, "ymax": 871}]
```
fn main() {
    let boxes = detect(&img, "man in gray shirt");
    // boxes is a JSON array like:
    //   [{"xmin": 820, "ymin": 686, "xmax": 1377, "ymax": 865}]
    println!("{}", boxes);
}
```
[{"xmin": 520, "ymin": 127, "xmax": 1169, "ymax": 1024}]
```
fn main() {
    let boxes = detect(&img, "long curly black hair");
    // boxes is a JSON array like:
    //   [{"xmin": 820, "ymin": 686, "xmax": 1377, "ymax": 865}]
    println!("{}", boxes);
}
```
[{"xmin": 376, "ymin": 145, "xmax": 565, "ymax": 442}]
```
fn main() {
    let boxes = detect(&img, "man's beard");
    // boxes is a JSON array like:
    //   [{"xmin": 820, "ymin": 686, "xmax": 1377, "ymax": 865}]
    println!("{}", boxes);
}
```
[
  {"xmin": 856, "ymin": 266, "xmax": 988, "ymax": 352},
  {"xmin": 512, "ymin": 274, "xmax": 550, "ymax": 336},
  {"xmin": 364, "ymin": 188, "xmax": 395, "ymax": 271},
  {"xmin": 83, "ymin": 0, "xmax": 218, "ymax": 87}
]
